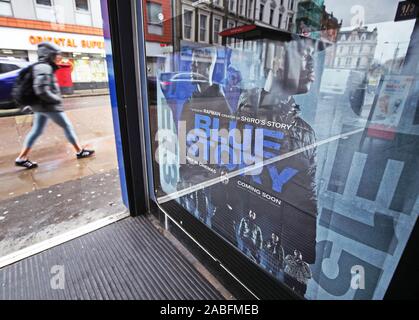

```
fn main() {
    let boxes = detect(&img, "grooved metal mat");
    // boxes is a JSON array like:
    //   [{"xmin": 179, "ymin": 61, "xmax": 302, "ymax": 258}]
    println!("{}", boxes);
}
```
[{"xmin": 0, "ymin": 216, "xmax": 224, "ymax": 300}]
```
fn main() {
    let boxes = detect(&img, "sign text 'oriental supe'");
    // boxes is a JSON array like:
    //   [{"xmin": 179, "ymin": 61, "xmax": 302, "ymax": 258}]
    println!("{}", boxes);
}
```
[{"xmin": 29, "ymin": 35, "xmax": 104, "ymax": 50}]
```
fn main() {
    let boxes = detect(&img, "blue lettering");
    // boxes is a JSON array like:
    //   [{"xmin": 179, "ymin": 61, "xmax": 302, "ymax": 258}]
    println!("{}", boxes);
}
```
[{"xmin": 269, "ymin": 166, "xmax": 298, "ymax": 193}]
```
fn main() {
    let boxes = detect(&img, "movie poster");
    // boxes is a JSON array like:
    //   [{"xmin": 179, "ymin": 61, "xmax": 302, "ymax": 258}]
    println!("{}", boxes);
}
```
[
  {"xmin": 367, "ymin": 75, "xmax": 414, "ymax": 139},
  {"xmin": 155, "ymin": 34, "xmax": 323, "ymax": 297},
  {"xmin": 154, "ymin": 31, "xmax": 418, "ymax": 299}
]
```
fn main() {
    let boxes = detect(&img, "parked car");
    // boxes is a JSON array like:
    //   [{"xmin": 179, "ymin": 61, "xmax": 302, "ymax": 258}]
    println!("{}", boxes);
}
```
[
  {"xmin": 0, "ymin": 58, "xmax": 30, "ymax": 109},
  {"xmin": 159, "ymin": 72, "xmax": 207, "ymax": 100},
  {"xmin": 158, "ymin": 72, "xmax": 209, "ymax": 122}
]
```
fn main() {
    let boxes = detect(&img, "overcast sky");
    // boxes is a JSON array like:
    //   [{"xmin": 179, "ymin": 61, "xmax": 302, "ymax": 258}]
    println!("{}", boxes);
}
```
[
  {"xmin": 323, "ymin": 0, "xmax": 416, "ymax": 63},
  {"xmin": 323, "ymin": 0, "xmax": 402, "ymax": 26}
]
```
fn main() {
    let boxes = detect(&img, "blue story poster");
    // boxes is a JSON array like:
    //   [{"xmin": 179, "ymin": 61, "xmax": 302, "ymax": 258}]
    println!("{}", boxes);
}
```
[{"xmin": 153, "ymin": 29, "xmax": 418, "ymax": 299}]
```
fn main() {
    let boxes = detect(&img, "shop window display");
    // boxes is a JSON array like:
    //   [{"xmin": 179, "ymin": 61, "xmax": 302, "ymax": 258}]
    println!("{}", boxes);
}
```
[{"xmin": 146, "ymin": 0, "xmax": 419, "ymax": 299}]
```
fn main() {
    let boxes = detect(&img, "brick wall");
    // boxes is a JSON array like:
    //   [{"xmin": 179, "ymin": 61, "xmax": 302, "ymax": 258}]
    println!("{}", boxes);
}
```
[{"xmin": 143, "ymin": 0, "xmax": 173, "ymax": 44}]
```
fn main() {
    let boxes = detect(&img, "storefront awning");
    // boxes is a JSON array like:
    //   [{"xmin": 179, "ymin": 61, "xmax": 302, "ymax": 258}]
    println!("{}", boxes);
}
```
[{"xmin": 219, "ymin": 24, "xmax": 333, "ymax": 51}]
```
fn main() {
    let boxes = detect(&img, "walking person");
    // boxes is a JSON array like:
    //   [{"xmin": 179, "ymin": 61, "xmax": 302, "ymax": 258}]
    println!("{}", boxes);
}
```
[{"xmin": 15, "ymin": 42, "xmax": 94, "ymax": 169}]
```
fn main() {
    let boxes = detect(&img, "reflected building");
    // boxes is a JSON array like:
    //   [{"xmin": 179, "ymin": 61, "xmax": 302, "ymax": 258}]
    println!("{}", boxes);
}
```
[
  {"xmin": 295, "ymin": 0, "xmax": 341, "ymax": 41},
  {"xmin": 174, "ymin": 0, "xmax": 251, "ymax": 52},
  {"xmin": 254, "ymin": 0, "xmax": 298, "ymax": 32},
  {"xmin": 143, "ymin": 0, "xmax": 173, "ymax": 76},
  {"xmin": 296, "ymin": 0, "xmax": 323, "ymax": 36},
  {"xmin": 333, "ymin": 26, "xmax": 378, "ymax": 71},
  {"xmin": 0, "ymin": 0, "xmax": 108, "ymax": 90},
  {"xmin": 295, "ymin": 0, "xmax": 342, "ymax": 70},
  {"xmin": 174, "ymin": 0, "xmax": 300, "ymax": 52}
]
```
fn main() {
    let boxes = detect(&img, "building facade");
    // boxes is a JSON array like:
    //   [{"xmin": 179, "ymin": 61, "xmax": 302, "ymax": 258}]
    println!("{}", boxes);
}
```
[
  {"xmin": 175, "ymin": 0, "xmax": 299, "ymax": 49},
  {"xmin": 296, "ymin": 0, "xmax": 341, "ymax": 41},
  {"xmin": 296, "ymin": 0, "xmax": 322, "ymax": 34},
  {"xmin": 0, "ymin": 0, "xmax": 107, "ymax": 90},
  {"xmin": 143, "ymin": 0, "xmax": 173, "ymax": 77},
  {"xmin": 170, "ymin": 0, "xmax": 300, "ymax": 74},
  {"xmin": 332, "ymin": 26, "xmax": 378, "ymax": 71},
  {"xmin": 254, "ymin": 0, "xmax": 298, "ymax": 32}
]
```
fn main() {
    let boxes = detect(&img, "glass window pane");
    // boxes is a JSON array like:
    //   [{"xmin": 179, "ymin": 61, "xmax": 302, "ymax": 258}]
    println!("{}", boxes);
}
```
[
  {"xmin": 36, "ymin": 0, "xmax": 52, "ymax": 6},
  {"xmin": 142, "ymin": 0, "xmax": 419, "ymax": 300},
  {"xmin": 147, "ymin": 2, "xmax": 162, "ymax": 35},
  {"xmin": 75, "ymin": 0, "xmax": 89, "ymax": 11},
  {"xmin": 0, "ymin": 0, "xmax": 128, "ymax": 263},
  {"xmin": 213, "ymin": 18, "xmax": 220, "ymax": 44},
  {"xmin": 200, "ymin": 15, "xmax": 207, "ymax": 42},
  {"xmin": 0, "ymin": 0, "xmax": 12, "ymax": 17},
  {"xmin": 183, "ymin": 10, "xmax": 192, "ymax": 39},
  {"xmin": 147, "ymin": 2, "xmax": 162, "ymax": 25}
]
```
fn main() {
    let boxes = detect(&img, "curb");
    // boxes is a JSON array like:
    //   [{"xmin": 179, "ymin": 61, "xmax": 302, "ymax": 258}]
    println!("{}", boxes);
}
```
[
  {"xmin": 63, "ymin": 92, "xmax": 110, "ymax": 99},
  {"xmin": 0, "ymin": 108, "xmax": 22, "ymax": 117}
]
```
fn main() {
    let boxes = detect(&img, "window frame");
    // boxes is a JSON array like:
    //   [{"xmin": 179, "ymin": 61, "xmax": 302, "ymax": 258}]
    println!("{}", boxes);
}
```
[
  {"xmin": 247, "ymin": 0, "xmax": 253, "ymax": 18},
  {"xmin": 288, "ymin": 0, "xmax": 294, "ymax": 11},
  {"xmin": 182, "ymin": 6, "xmax": 195, "ymax": 41},
  {"xmin": 277, "ymin": 12, "xmax": 282, "ymax": 28},
  {"xmin": 287, "ymin": 14, "xmax": 293, "ymax": 31},
  {"xmin": 33, "ymin": 0, "xmax": 57, "ymax": 23},
  {"xmin": 0, "ymin": 0, "xmax": 13, "ymax": 17},
  {"xmin": 226, "ymin": 19, "xmax": 236, "ymax": 46},
  {"xmin": 146, "ymin": 1, "xmax": 163, "ymax": 35},
  {"xmin": 212, "ymin": 0, "xmax": 223, "ymax": 8},
  {"xmin": 238, "ymin": 0, "xmax": 245, "ymax": 17},
  {"xmin": 74, "ymin": 0, "xmax": 90, "ymax": 13},
  {"xmin": 35, "ymin": 0, "xmax": 53, "ymax": 7},
  {"xmin": 259, "ymin": 4, "xmax": 264, "ymax": 22},
  {"xmin": 198, "ymin": 11, "xmax": 210, "ymax": 43},
  {"xmin": 228, "ymin": 0, "xmax": 236, "ymax": 13},
  {"xmin": 212, "ymin": 15, "xmax": 222, "ymax": 45},
  {"xmin": 269, "ymin": 8, "xmax": 274, "ymax": 25}
]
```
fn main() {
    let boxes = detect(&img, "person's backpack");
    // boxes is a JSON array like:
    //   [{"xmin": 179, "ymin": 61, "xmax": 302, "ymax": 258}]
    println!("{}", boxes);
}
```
[{"xmin": 12, "ymin": 63, "xmax": 40, "ymax": 107}]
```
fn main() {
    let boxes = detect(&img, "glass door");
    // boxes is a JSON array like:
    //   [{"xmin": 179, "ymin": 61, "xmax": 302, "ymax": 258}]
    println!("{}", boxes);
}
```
[{"xmin": 136, "ymin": 0, "xmax": 419, "ymax": 300}]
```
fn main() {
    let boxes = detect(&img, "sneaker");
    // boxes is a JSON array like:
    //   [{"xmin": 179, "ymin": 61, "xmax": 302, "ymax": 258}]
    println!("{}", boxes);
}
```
[
  {"xmin": 77, "ymin": 149, "xmax": 95, "ymax": 159},
  {"xmin": 15, "ymin": 159, "xmax": 38, "ymax": 169}
]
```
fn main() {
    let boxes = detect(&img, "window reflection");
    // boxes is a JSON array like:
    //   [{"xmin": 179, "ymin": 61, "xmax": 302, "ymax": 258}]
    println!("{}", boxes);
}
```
[{"xmin": 144, "ymin": 0, "xmax": 419, "ymax": 300}]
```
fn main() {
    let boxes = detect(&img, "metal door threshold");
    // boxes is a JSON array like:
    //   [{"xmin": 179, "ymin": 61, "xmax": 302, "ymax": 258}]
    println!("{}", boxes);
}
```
[{"xmin": 0, "ymin": 215, "xmax": 224, "ymax": 300}]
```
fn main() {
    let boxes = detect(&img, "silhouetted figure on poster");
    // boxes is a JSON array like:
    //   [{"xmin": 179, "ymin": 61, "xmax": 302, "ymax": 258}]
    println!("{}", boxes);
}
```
[
  {"xmin": 284, "ymin": 250, "xmax": 312, "ymax": 296},
  {"xmin": 262, "ymin": 233, "xmax": 285, "ymax": 278},
  {"xmin": 238, "ymin": 210, "xmax": 263, "ymax": 263},
  {"xmin": 178, "ymin": 47, "xmax": 232, "ymax": 226},
  {"xmin": 233, "ymin": 37, "xmax": 321, "ymax": 296}
]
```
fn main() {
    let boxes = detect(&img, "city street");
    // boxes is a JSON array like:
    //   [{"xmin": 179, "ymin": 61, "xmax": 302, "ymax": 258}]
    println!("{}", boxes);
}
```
[
  {"xmin": 0, "ymin": 95, "xmax": 118, "ymax": 201},
  {"xmin": 0, "ymin": 95, "xmax": 126, "ymax": 258}
]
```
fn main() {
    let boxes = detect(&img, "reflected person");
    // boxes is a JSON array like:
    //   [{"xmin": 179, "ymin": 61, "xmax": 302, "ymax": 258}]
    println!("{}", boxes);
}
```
[
  {"xmin": 234, "ymin": 37, "xmax": 320, "ymax": 296},
  {"xmin": 178, "ymin": 47, "xmax": 232, "ymax": 226}
]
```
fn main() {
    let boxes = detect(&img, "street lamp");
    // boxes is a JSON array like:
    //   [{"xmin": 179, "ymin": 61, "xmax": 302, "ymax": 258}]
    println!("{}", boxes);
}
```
[{"xmin": 382, "ymin": 41, "xmax": 409, "ymax": 73}]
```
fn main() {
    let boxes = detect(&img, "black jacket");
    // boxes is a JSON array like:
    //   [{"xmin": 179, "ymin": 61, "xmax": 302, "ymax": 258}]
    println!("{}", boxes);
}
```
[
  {"xmin": 233, "ymin": 88, "xmax": 318, "ymax": 264},
  {"xmin": 31, "ymin": 42, "xmax": 63, "ymax": 113}
]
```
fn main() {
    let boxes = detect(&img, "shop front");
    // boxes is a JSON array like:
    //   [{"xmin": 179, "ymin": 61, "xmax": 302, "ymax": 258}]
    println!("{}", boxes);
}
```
[
  {"xmin": 0, "ymin": 27, "xmax": 108, "ymax": 92},
  {"xmin": 125, "ymin": 0, "xmax": 419, "ymax": 300}
]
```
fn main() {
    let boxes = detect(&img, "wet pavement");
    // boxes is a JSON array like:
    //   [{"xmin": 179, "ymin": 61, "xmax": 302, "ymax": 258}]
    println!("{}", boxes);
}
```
[
  {"xmin": 0, "ymin": 95, "xmax": 125, "ymax": 258},
  {"xmin": 0, "ymin": 95, "xmax": 118, "ymax": 201},
  {"xmin": 0, "ymin": 169, "xmax": 125, "ymax": 257}
]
